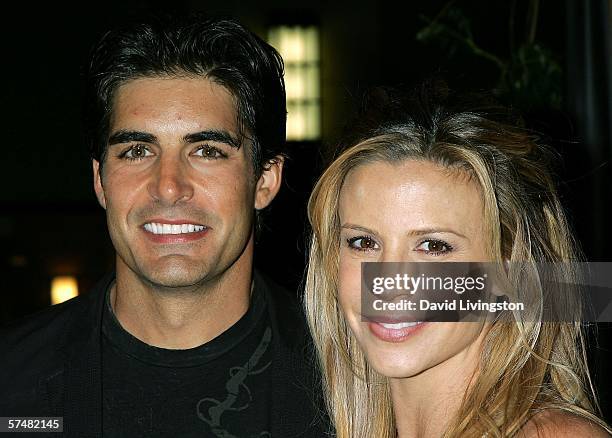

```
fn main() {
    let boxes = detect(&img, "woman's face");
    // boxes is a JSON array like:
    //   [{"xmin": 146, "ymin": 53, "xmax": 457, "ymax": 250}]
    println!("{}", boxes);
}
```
[{"xmin": 338, "ymin": 159, "xmax": 491, "ymax": 378}]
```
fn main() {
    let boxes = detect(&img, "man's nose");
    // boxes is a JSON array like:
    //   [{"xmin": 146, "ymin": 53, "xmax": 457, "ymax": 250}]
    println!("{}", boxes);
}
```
[{"xmin": 147, "ymin": 154, "xmax": 194, "ymax": 205}]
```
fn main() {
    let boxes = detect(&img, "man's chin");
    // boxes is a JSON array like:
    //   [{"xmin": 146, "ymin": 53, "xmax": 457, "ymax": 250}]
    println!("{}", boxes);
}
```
[
  {"xmin": 144, "ymin": 276, "xmax": 210, "ymax": 291},
  {"xmin": 137, "ymin": 262, "xmax": 213, "ymax": 290}
]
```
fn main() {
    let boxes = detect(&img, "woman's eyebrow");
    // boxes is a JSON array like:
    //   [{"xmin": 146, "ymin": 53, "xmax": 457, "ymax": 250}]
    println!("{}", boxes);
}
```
[
  {"xmin": 342, "ymin": 225, "xmax": 468, "ymax": 240},
  {"xmin": 406, "ymin": 228, "xmax": 468, "ymax": 239},
  {"xmin": 341, "ymin": 224, "xmax": 377, "ymax": 235}
]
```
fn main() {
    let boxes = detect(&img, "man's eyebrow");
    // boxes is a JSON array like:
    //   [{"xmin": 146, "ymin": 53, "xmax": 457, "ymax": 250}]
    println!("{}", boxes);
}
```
[
  {"xmin": 184, "ymin": 130, "xmax": 241, "ymax": 149},
  {"xmin": 108, "ymin": 130, "xmax": 158, "ymax": 146}
]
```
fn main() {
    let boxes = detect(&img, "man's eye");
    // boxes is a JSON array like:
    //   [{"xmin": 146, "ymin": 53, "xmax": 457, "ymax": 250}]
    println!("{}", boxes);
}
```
[
  {"xmin": 347, "ymin": 236, "xmax": 380, "ymax": 252},
  {"xmin": 415, "ymin": 239, "xmax": 453, "ymax": 255},
  {"xmin": 120, "ymin": 144, "xmax": 153, "ymax": 161},
  {"xmin": 194, "ymin": 145, "xmax": 227, "ymax": 159}
]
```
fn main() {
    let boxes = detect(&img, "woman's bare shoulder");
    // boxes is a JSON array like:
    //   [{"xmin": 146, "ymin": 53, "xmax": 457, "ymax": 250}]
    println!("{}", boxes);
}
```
[{"xmin": 518, "ymin": 410, "xmax": 610, "ymax": 438}]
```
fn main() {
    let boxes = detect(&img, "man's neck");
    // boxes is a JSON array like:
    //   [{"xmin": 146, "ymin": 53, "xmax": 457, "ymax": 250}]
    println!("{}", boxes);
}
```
[{"xmin": 110, "ymin": 244, "xmax": 254, "ymax": 350}]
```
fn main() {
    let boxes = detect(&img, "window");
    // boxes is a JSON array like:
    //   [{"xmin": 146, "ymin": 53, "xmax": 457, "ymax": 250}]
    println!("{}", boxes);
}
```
[{"xmin": 268, "ymin": 26, "xmax": 321, "ymax": 141}]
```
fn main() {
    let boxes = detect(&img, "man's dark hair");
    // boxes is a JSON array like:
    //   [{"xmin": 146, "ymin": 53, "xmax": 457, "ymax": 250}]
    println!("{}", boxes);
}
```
[{"xmin": 85, "ymin": 13, "xmax": 287, "ymax": 177}]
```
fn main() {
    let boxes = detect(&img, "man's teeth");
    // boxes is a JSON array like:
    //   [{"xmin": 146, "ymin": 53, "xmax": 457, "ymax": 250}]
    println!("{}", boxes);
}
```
[
  {"xmin": 379, "ymin": 322, "xmax": 422, "ymax": 330},
  {"xmin": 143, "ymin": 223, "xmax": 205, "ymax": 235}
]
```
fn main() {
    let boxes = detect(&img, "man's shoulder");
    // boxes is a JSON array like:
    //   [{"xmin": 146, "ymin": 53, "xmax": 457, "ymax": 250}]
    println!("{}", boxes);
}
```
[
  {"xmin": 0, "ymin": 275, "xmax": 110, "ymax": 390},
  {"xmin": 1, "ymin": 292, "xmax": 89, "ymax": 353},
  {"xmin": 253, "ymin": 271, "xmax": 331, "ymax": 436},
  {"xmin": 254, "ymin": 271, "xmax": 307, "ymax": 337}
]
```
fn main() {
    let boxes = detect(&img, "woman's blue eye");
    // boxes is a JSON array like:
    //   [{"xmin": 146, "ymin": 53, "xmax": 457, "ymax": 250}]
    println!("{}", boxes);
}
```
[{"xmin": 347, "ymin": 236, "xmax": 379, "ymax": 251}]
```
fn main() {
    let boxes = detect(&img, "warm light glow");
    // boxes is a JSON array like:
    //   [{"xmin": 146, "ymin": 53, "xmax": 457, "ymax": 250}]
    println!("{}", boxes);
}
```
[
  {"xmin": 287, "ymin": 103, "xmax": 306, "ymax": 139},
  {"xmin": 269, "ymin": 25, "xmax": 321, "ymax": 141},
  {"xmin": 280, "ymin": 28, "xmax": 305, "ymax": 62},
  {"xmin": 285, "ymin": 66, "xmax": 306, "ymax": 99},
  {"xmin": 51, "ymin": 276, "xmax": 78, "ymax": 305}
]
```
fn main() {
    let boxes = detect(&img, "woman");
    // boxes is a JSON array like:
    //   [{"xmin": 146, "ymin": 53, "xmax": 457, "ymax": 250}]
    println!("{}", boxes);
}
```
[{"xmin": 304, "ymin": 86, "xmax": 611, "ymax": 437}]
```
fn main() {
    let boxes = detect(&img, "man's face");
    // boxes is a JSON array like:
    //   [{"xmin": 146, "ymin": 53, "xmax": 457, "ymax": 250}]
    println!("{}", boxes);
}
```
[{"xmin": 93, "ymin": 76, "xmax": 281, "ymax": 289}]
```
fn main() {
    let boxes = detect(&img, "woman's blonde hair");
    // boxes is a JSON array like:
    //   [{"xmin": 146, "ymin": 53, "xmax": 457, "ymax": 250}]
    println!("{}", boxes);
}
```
[{"xmin": 304, "ymin": 87, "xmax": 610, "ymax": 437}]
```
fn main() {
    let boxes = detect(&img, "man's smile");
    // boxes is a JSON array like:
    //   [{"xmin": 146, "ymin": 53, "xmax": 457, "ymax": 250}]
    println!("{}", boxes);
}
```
[
  {"xmin": 143, "ymin": 222, "xmax": 206, "ymax": 235},
  {"xmin": 141, "ymin": 219, "xmax": 210, "ymax": 243}
]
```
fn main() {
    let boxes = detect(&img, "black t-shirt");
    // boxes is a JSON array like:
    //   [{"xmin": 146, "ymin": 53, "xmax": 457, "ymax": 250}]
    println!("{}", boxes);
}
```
[{"xmin": 101, "ymin": 283, "xmax": 276, "ymax": 438}]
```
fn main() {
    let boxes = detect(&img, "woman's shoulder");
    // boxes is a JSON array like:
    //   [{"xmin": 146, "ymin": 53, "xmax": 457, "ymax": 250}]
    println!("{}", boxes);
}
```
[{"xmin": 519, "ymin": 409, "xmax": 610, "ymax": 437}]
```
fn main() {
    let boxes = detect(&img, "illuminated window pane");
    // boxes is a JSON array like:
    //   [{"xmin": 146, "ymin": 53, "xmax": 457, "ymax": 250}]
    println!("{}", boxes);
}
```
[
  {"xmin": 306, "ymin": 64, "xmax": 319, "ymax": 99},
  {"xmin": 269, "ymin": 25, "xmax": 321, "ymax": 141},
  {"xmin": 51, "ymin": 276, "xmax": 78, "ymax": 305}
]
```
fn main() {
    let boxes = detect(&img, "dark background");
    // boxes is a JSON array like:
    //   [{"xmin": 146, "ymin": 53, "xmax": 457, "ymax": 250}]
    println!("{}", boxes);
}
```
[{"xmin": 1, "ymin": 0, "xmax": 610, "ymax": 422}]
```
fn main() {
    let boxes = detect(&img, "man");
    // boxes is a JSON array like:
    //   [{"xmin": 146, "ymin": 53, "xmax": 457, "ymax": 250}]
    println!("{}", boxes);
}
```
[{"xmin": 0, "ymin": 14, "xmax": 328, "ymax": 438}]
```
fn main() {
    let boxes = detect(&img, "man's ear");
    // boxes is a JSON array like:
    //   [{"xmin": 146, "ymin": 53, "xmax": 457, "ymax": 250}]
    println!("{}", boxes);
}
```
[
  {"xmin": 254, "ymin": 156, "xmax": 284, "ymax": 210},
  {"xmin": 92, "ymin": 159, "xmax": 107, "ymax": 209}
]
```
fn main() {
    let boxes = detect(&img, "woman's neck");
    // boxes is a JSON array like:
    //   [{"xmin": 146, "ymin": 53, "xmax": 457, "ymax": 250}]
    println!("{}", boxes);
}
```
[{"xmin": 389, "ymin": 328, "xmax": 486, "ymax": 438}]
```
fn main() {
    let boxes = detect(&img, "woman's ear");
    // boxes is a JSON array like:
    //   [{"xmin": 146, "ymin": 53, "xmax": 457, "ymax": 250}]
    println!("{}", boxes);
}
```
[{"xmin": 254, "ymin": 156, "xmax": 284, "ymax": 210}]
